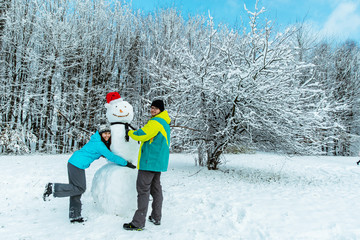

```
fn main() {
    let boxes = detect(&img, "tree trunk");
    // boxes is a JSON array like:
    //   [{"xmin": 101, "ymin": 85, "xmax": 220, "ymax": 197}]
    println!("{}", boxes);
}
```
[{"xmin": 206, "ymin": 141, "xmax": 228, "ymax": 170}]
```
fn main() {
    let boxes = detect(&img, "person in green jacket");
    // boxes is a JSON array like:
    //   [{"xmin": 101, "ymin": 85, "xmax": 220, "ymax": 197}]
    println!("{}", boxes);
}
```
[{"xmin": 123, "ymin": 99, "xmax": 171, "ymax": 231}]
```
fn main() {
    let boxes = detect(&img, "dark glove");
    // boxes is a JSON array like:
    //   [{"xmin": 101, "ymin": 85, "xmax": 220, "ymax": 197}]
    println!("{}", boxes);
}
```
[{"xmin": 126, "ymin": 161, "xmax": 136, "ymax": 169}]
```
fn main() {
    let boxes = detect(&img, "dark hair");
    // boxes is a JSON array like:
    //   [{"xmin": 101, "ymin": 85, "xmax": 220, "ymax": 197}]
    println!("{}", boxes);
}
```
[{"xmin": 101, "ymin": 136, "xmax": 111, "ymax": 150}]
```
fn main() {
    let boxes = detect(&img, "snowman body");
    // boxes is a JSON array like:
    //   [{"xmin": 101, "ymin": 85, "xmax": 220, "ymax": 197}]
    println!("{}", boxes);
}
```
[
  {"xmin": 91, "ymin": 94, "xmax": 139, "ymax": 216},
  {"xmin": 109, "ymin": 124, "xmax": 139, "ymax": 163}
]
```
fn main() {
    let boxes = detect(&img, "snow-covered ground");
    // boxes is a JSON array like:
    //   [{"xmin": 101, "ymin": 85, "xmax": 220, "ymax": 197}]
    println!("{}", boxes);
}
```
[{"xmin": 1, "ymin": 153, "xmax": 360, "ymax": 240}]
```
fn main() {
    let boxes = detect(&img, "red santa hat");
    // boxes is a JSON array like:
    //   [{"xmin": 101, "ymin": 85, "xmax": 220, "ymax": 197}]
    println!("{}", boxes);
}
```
[{"xmin": 106, "ymin": 92, "xmax": 121, "ymax": 103}]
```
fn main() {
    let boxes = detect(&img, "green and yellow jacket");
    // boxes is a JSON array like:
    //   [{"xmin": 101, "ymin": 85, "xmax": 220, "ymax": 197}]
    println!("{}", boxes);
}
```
[{"xmin": 128, "ymin": 110, "xmax": 171, "ymax": 172}]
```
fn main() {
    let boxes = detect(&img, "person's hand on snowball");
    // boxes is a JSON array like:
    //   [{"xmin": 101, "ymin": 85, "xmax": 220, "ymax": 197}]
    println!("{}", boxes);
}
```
[{"xmin": 126, "ymin": 161, "xmax": 136, "ymax": 169}]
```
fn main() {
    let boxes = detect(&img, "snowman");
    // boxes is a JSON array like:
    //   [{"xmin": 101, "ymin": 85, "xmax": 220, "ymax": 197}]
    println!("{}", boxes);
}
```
[
  {"xmin": 91, "ymin": 92, "xmax": 139, "ymax": 216},
  {"xmin": 104, "ymin": 92, "xmax": 140, "ymax": 163}
]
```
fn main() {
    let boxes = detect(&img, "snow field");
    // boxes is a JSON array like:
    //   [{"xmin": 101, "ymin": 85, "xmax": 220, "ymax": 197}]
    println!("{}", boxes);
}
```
[{"xmin": 0, "ymin": 153, "xmax": 360, "ymax": 239}]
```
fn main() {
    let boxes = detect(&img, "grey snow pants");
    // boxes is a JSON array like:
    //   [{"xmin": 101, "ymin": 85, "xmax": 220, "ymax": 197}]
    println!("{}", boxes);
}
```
[
  {"xmin": 131, "ymin": 170, "xmax": 163, "ymax": 228},
  {"xmin": 53, "ymin": 162, "xmax": 86, "ymax": 219}
]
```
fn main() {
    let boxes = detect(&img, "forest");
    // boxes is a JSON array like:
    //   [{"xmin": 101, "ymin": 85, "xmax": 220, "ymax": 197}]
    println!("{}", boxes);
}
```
[{"xmin": 0, "ymin": 0, "xmax": 359, "ymax": 169}]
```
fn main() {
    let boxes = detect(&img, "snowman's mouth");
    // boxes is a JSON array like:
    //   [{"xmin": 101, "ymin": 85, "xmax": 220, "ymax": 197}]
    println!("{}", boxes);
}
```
[{"xmin": 113, "ymin": 113, "xmax": 129, "ymax": 118}]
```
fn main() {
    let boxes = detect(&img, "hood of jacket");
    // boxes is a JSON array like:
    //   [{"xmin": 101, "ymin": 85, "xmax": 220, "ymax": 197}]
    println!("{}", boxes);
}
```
[{"xmin": 153, "ymin": 110, "xmax": 171, "ymax": 124}]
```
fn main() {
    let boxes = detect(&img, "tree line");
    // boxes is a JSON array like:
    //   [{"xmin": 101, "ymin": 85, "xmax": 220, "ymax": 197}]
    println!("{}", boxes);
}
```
[{"xmin": 0, "ymin": 0, "xmax": 359, "ymax": 169}]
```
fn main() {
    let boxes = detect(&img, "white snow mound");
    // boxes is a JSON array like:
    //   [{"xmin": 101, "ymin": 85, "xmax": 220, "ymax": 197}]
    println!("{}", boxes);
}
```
[{"xmin": 91, "ymin": 163, "xmax": 137, "ymax": 216}]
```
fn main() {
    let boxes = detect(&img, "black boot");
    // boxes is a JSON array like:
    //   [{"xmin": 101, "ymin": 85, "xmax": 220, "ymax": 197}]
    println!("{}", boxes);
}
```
[
  {"xmin": 123, "ymin": 222, "xmax": 143, "ymax": 231},
  {"xmin": 70, "ymin": 217, "xmax": 85, "ymax": 223},
  {"xmin": 43, "ymin": 183, "xmax": 53, "ymax": 201},
  {"xmin": 148, "ymin": 216, "xmax": 161, "ymax": 225}
]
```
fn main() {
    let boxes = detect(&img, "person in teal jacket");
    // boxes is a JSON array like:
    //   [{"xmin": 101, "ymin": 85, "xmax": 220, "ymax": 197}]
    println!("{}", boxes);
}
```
[
  {"xmin": 43, "ymin": 124, "xmax": 136, "ymax": 223},
  {"xmin": 123, "ymin": 99, "xmax": 171, "ymax": 231}
]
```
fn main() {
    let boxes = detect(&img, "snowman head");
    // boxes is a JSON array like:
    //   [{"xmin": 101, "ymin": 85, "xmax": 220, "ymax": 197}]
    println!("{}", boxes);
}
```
[{"xmin": 105, "ymin": 92, "xmax": 134, "ymax": 123}]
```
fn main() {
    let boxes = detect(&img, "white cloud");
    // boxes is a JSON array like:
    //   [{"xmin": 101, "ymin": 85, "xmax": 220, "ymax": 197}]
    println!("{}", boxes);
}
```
[{"xmin": 321, "ymin": 1, "xmax": 360, "ymax": 40}]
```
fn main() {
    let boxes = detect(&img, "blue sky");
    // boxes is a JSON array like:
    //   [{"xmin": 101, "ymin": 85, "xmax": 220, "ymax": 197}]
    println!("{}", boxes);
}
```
[{"xmin": 125, "ymin": 0, "xmax": 360, "ymax": 42}]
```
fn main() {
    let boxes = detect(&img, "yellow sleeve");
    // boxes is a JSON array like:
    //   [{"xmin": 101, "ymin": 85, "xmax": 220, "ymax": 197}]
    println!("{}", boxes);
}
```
[{"xmin": 128, "ymin": 120, "xmax": 161, "ymax": 142}]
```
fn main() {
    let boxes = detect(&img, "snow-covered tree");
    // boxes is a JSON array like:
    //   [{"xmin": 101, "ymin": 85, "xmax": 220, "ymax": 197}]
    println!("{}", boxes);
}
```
[
  {"xmin": 0, "ymin": 0, "xmax": 358, "ymax": 161},
  {"xmin": 146, "ymin": 3, "xmax": 332, "ymax": 169}
]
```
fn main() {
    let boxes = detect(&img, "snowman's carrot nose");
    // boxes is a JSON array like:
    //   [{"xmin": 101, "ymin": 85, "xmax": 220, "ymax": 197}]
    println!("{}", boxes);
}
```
[{"xmin": 119, "ymin": 109, "xmax": 123, "ymax": 113}]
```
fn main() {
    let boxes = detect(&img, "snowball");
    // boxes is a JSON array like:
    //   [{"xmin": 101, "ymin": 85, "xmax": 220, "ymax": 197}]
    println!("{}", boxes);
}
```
[{"xmin": 91, "ymin": 163, "xmax": 137, "ymax": 216}]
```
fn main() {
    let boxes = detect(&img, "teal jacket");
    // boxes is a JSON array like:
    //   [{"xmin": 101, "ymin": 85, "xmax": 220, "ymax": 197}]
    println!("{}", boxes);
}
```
[
  {"xmin": 68, "ymin": 131, "xmax": 128, "ymax": 169},
  {"xmin": 128, "ymin": 110, "xmax": 171, "ymax": 172}
]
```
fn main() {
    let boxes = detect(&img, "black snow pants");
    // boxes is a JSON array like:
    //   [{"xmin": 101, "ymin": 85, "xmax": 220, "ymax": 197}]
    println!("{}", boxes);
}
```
[
  {"xmin": 131, "ymin": 170, "xmax": 163, "ymax": 228},
  {"xmin": 53, "ymin": 162, "xmax": 86, "ymax": 219}
]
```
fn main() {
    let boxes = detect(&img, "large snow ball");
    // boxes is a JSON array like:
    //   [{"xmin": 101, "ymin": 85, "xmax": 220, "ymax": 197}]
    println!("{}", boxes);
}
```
[{"xmin": 91, "ymin": 163, "xmax": 137, "ymax": 216}]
